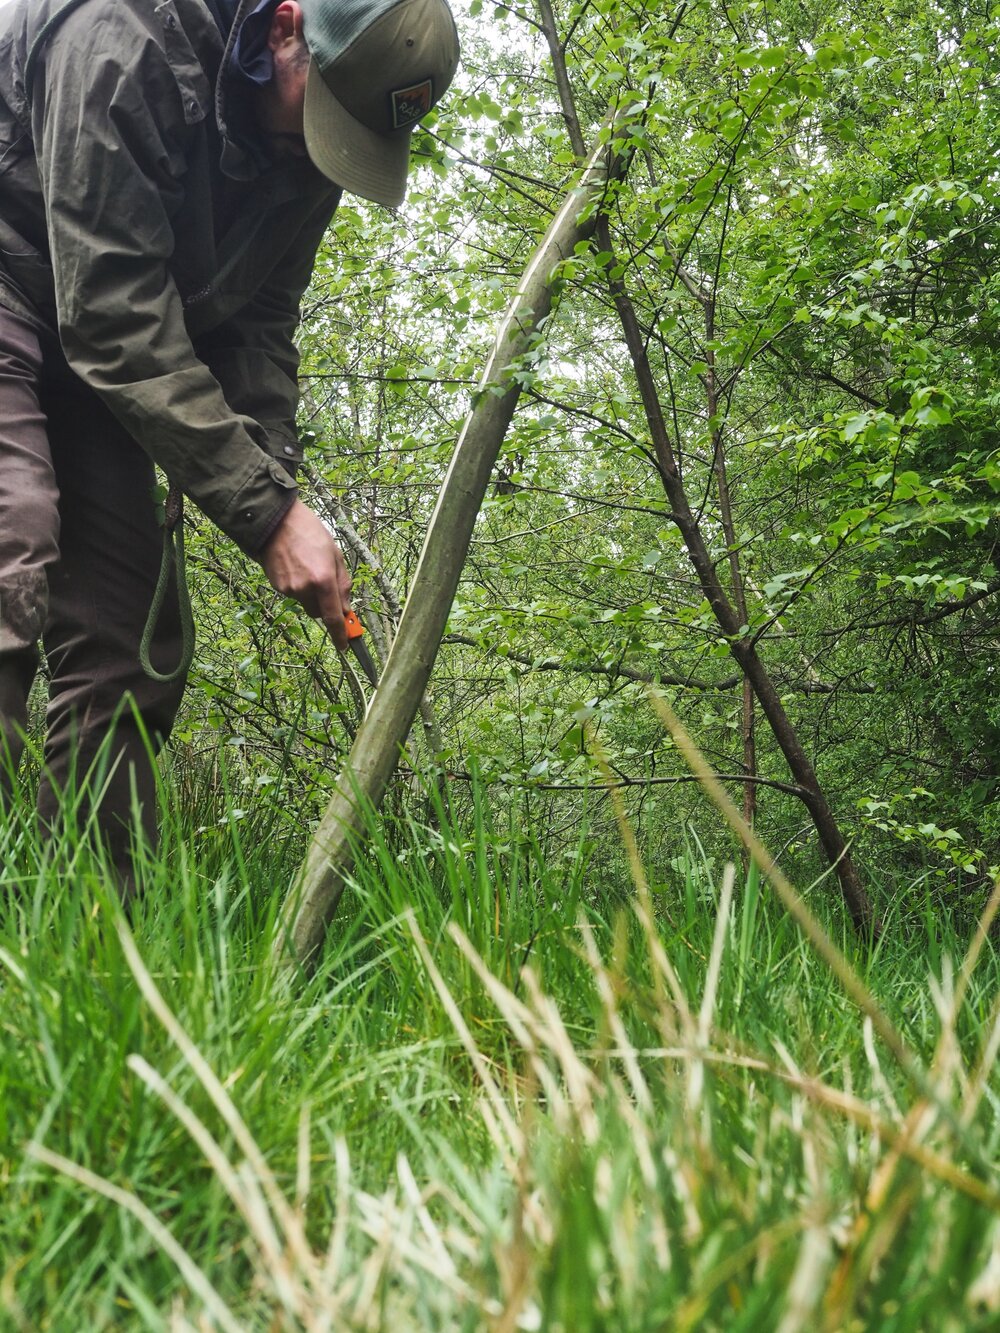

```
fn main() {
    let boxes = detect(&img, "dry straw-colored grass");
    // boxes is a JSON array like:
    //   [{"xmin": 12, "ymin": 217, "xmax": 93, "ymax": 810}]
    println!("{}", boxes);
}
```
[{"xmin": 26, "ymin": 695, "xmax": 1000, "ymax": 1329}]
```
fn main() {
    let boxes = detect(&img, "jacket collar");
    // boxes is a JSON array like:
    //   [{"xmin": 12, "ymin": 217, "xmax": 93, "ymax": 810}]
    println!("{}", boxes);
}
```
[{"xmin": 202, "ymin": 0, "xmax": 242, "ymax": 36}]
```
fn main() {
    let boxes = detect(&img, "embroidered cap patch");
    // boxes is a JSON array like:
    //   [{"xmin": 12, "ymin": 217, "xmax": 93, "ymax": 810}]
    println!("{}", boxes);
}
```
[{"xmin": 391, "ymin": 79, "xmax": 434, "ymax": 130}]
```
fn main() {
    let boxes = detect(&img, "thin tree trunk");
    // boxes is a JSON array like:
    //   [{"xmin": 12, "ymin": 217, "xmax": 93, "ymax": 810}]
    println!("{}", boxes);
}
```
[
  {"xmin": 535, "ymin": 0, "xmax": 874, "ymax": 932},
  {"xmin": 705, "ymin": 314, "xmax": 758, "ymax": 834},
  {"xmin": 713, "ymin": 426, "xmax": 759, "ymax": 838},
  {"xmin": 711, "ymin": 426, "xmax": 758, "ymax": 834},
  {"xmin": 277, "ymin": 133, "xmax": 622, "ymax": 967},
  {"xmin": 602, "ymin": 224, "xmax": 875, "ymax": 933}
]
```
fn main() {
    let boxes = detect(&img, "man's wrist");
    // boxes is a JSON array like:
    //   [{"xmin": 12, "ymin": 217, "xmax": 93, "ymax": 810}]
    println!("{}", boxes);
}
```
[{"xmin": 252, "ymin": 490, "xmax": 298, "ymax": 555}]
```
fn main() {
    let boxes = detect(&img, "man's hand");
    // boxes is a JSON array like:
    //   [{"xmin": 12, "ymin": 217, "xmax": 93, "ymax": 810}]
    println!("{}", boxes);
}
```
[{"xmin": 259, "ymin": 499, "xmax": 353, "ymax": 650}]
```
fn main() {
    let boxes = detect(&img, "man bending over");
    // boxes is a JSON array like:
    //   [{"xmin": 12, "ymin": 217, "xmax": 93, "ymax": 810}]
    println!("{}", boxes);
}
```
[{"xmin": 0, "ymin": 0, "xmax": 460, "ymax": 882}]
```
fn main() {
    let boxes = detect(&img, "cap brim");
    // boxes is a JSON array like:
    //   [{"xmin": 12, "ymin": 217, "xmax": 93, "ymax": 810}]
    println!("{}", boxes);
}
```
[{"xmin": 304, "ymin": 59, "xmax": 411, "ymax": 208}]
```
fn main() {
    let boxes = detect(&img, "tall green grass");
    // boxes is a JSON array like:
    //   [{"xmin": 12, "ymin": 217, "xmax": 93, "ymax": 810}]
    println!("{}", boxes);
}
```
[{"xmin": 1, "ymin": 755, "xmax": 998, "ymax": 1329}]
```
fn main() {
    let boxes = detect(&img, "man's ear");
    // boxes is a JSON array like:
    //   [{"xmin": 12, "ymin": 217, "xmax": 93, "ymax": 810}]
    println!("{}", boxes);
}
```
[{"xmin": 267, "ymin": 0, "xmax": 304, "ymax": 51}]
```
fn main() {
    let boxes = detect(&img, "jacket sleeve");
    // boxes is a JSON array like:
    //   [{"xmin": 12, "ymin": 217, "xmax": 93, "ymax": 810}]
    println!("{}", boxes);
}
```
[
  {"xmin": 30, "ymin": 1, "xmax": 298, "ymax": 555},
  {"xmin": 196, "ymin": 192, "xmax": 340, "ymax": 475}
]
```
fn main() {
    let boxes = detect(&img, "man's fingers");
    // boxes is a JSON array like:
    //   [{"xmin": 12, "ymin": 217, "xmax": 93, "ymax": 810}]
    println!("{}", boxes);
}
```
[
  {"xmin": 325, "ymin": 613, "xmax": 349, "ymax": 653},
  {"xmin": 288, "ymin": 579, "xmax": 351, "ymax": 650},
  {"xmin": 259, "ymin": 500, "xmax": 355, "ymax": 650},
  {"xmin": 319, "ymin": 587, "xmax": 350, "ymax": 652}
]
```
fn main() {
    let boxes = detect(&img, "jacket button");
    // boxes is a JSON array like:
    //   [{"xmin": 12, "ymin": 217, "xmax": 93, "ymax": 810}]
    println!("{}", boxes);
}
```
[
  {"xmin": 243, "ymin": 510, "xmax": 255, "ymax": 522},
  {"xmin": 283, "ymin": 444, "xmax": 295, "ymax": 456}
]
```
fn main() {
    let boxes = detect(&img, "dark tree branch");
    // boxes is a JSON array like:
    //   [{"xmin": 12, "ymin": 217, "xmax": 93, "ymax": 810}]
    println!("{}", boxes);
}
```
[{"xmin": 448, "ymin": 769, "xmax": 807, "ymax": 798}]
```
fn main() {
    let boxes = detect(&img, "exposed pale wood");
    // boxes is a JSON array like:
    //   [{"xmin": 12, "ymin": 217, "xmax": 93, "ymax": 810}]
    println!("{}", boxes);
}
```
[{"xmin": 277, "ymin": 132, "xmax": 617, "ymax": 968}]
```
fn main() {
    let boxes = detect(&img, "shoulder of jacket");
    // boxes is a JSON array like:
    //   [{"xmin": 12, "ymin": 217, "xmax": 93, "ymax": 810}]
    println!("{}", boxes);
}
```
[
  {"xmin": 24, "ymin": 0, "xmax": 222, "ymax": 104},
  {"xmin": 25, "ymin": 2, "xmax": 219, "ymax": 65}
]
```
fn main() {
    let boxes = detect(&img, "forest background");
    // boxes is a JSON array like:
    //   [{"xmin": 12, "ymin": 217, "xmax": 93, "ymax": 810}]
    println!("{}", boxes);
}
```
[
  {"xmin": 191, "ymin": 0, "xmax": 999, "ymax": 920},
  {"xmin": 2, "ymin": 0, "xmax": 1000, "ymax": 1327}
]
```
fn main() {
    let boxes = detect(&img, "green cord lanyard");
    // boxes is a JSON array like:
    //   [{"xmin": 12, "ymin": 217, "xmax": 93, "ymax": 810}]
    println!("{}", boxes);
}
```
[{"xmin": 139, "ymin": 482, "xmax": 195, "ymax": 683}]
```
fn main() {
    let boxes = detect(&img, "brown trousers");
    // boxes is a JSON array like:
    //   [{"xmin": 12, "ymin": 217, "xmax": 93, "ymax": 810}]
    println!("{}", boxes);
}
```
[{"xmin": 0, "ymin": 297, "xmax": 186, "ymax": 876}]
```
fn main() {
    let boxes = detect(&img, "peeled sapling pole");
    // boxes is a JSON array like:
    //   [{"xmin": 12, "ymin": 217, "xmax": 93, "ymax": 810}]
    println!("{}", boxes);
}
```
[{"xmin": 278, "ymin": 128, "xmax": 626, "ymax": 968}]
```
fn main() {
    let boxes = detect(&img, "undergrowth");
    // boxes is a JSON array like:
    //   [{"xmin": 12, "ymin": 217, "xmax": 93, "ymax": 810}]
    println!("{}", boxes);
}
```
[{"xmin": 0, "ymin": 753, "xmax": 997, "ymax": 1330}]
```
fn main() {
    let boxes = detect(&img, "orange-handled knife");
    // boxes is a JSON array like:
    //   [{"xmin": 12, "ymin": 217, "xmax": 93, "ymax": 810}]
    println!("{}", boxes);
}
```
[{"xmin": 343, "ymin": 609, "xmax": 379, "ymax": 687}]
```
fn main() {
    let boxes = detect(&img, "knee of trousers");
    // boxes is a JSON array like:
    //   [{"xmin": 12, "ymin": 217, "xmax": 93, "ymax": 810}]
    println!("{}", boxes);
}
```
[{"xmin": 0, "ymin": 560, "xmax": 51, "ymax": 655}]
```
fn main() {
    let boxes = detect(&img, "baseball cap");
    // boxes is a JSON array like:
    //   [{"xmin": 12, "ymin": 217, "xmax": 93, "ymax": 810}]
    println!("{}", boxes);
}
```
[{"xmin": 302, "ymin": 0, "xmax": 460, "ymax": 207}]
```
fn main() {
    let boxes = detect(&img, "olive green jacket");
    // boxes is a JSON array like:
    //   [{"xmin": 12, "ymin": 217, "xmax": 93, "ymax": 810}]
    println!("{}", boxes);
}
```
[{"xmin": 0, "ymin": 0, "xmax": 341, "ymax": 553}]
